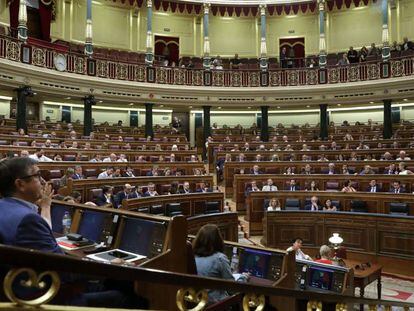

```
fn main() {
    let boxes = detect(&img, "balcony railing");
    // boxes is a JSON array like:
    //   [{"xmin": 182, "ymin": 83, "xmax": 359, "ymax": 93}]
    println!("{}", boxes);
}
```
[{"xmin": 1, "ymin": 35, "xmax": 413, "ymax": 87}]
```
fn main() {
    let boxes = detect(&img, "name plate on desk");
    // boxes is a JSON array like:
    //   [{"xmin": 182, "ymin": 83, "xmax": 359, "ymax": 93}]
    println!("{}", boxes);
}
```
[{"xmin": 87, "ymin": 249, "xmax": 146, "ymax": 263}]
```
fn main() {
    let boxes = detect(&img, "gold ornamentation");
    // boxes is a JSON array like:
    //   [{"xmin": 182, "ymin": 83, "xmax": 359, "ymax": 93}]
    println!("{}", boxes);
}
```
[
  {"xmin": 6, "ymin": 41, "xmax": 20, "ymax": 61},
  {"xmin": 242, "ymin": 293, "xmax": 265, "ymax": 311},
  {"xmin": 176, "ymin": 288, "xmax": 208, "ymax": 311},
  {"xmin": 4, "ymin": 268, "xmax": 60, "ymax": 307},
  {"xmin": 368, "ymin": 305, "xmax": 377, "ymax": 311},
  {"xmin": 32, "ymin": 48, "xmax": 46, "ymax": 66},
  {"xmin": 307, "ymin": 300, "xmax": 323, "ymax": 311},
  {"xmin": 335, "ymin": 303, "xmax": 347, "ymax": 311}
]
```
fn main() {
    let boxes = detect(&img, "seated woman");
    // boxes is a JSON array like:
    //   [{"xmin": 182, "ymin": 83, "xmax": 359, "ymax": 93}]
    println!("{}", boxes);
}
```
[
  {"xmin": 267, "ymin": 198, "xmax": 281, "ymax": 211},
  {"xmin": 305, "ymin": 180, "xmax": 319, "ymax": 192},
  {"xmin": 193, "ymin": 224, "xmax": 248, "ymax": 304},
  {"xmin": 314, "ymin": 245, "xmax": 333, "ymax": 265},
  {"xmin": 341, "ymin": 180, "xmax": 357, "ymax": 192},
  {"xmin": 323, "ymin": 199, "xmax": 337, "ymax": 211}
]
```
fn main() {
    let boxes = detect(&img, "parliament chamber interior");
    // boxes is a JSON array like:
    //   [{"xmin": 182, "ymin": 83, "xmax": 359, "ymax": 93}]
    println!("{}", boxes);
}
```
[{"xmin": 1, "ymin": 0, "xmax": 414, "ymax": 310}]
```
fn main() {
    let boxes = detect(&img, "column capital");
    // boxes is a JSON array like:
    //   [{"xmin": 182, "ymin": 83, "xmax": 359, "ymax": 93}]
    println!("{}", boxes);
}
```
[
  {"xmin": 147, "ymin": 0, "xmax": 152, "ymax": 8},
  {"xmin": 259, "ymin": 4, "xmax": 266, "ymax": 15},
  {"xmin": 203, "ymin": 3, "xmax": 210, "ymax": 14},
  {"xmin": 318, "ymin": 0, "xmax": 325, "ymax": 11}
]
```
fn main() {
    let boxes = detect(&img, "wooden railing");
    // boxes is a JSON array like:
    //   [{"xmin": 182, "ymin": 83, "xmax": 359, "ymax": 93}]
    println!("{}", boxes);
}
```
[{"xmin": 1, "ymin": 34, "xmax": 413, "ymax": 87}]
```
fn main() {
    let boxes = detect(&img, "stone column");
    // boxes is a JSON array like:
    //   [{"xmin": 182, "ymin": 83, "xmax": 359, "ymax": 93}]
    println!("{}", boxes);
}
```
[
  {"xmin": 259, "ymin": 4, "xmax": 268, "ymax": 70},
  {"xmin": 84, "ymin": 0, "xmax": 93, "ymax": 57},
  {"xmin": 383, "ymin": 99, "xmax": 392, "ymax": 139},
  {"xmin": 15, "ymin": 86, "xmax": 33, "ymax": 132},
  {"xmin": 17, "ymin": 0, "xmax": 28, "ymax": 42},
  {"xmin": 202, "ymin": 3, "xmax": 211, "ymax": 69},
  {"xmin": 83, "ymin": 95, "xmax": 95, "ymax": 136},
  {"xmin": 260, "ymin": 106, "xmax": 269, "ymax": 142},
  {"xmin": 145, "ymin": 0, "xmax": 154, "ymax": 66},
  {"xmin": 320, "ymin": 104, "xmax": 328, "ymax": 140},
  {"xmin": 318, "ymin": 0, "xmax": 327, "ymax": 68},
  {"xmin": 381, "ymin": 0, "xmax": 390, "ymax": 61},
  {"xmin": 145, "ymin": 103, "xmax": 154, "ymax": 138}
]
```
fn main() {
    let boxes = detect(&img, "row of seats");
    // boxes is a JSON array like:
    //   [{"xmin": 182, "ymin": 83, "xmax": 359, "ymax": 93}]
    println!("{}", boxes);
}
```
[{"xmin": 131, "ymin": 201, "xmax": 221, "ymax": 217}]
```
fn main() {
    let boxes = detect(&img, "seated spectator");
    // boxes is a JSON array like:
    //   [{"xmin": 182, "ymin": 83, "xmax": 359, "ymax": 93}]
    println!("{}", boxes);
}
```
[
  {"xmin": 270, "ymin": 154, "xmax": 280, "ymax": 162},
  {"xmin": 368, "ymin": 43, "xmax": 380, "ymax": 57},
  {"xmin": 112, "ymin": 168, "xmax": 122, "ymax": 178},
  {"xmin": 399, "ymin": 162, "xmax": 413, "ymax": 175},
  {"xmin": 71, "ymin": 191, "xmax": 82, "ymax": 204},
  {"xmin": 359, "ymin": 165, "xmax": 375, "ymax": 175},
  {"xmin": 262, "ymin": 178, "xmax": 278, "ymax": 191},
  {"xmin": 20, "ymin": 150, "xmax": 30, "ymax": 158},
  {"xmin": 115, "ymin": 184, "xmax": 138, "ymax": 208},
  {"xmin": 301, "ymin": 164, "xmax": 313, "ymax": 175},
  {"xmin": 341, "ymin": 180, "xmax": 357, "ymax": 192},
  {"xmin": 53, "ymin": 155, "xmax": 63, "ymax": 161},
  {"xmin": 98, "ymin": 168, "xmax": 113, "ymax": 179},
  {"xmin": 305, "ymin": 180, "xmax": 319, "ymax": 192},
  {"xmin": 286, "ymin": 179, "xmax": 300, "ymax": 191},
  {"xmin": 390, "ymin": 181, "xmax": 405, "ymax": 193},
  {"xmin": 179, "ymin": 181, "xmax": 192, "ymax": 194},
  {"xmin": 103, "ymin": 153, "xmax": 117, "ymax": 162},
  {"xmin": 29, "ymin": 149, "xmax": 53, "ymax": 162},
  {"xmin": 305, "ymin": 196, "xmax": 321, "ymax": 211},
  {"xmin": 193, "ymin": 168, "xmax": 203, "ymax": 176},
  {"xmin": 169, "ymin": 153, "xmax": 176, "ymax": 162},
  {"xmin": 327, "ymin": 163, "xmax": 336, "ymax": 175},
  {"xmin": 267, "ymin": 198, "xmax": 281, "ymax": 211},
  {"xmin": 162, "ymin": 168, "xmax": 172, "ymax": 176},
  {"xmin": 314, "ymin": 245, "xmax": 333, "ymax": 265},
  {"xmin": 122, "ymin": 167, "xmax": 136, "ymax": 178},
  {"xmin": 89, "ymin": 154, "xmax": 102, "ymax": 162},
  {"xmin": 143, "ymin": 183, "xmax": 159, "ymax": 197},
  {"xmin": 343, "ymin": 133, "xmax": 354, "ymax": 141},
  {"xmin": 117, "ymin": 154, "xmax": 128, "ymax": 162},
  {"xmin": 323, "ymin": 199, "xmax": 337, "ymax": 212},
  {"xmin": 146, "ymin": 167, "xmax": 159, "ymax": 176},
  {"xmin": 96, "ymin": 185, "xmax": 115, "ymax": 207},
  {"xmin": 72, "ymin": 165, "xmax": 84, "ymax": 180},
  {"xmin": 251, "ymin": 165, "xmax": 261, "ymax": 175},
  {"xmin": 367, "ymin": 179, "xmax": 381, "ymax": 193},
  {"xmin": 245, "ymin": 181, "xmax": 260, "ymax": 196},
  {"xmin": 255, "ymin": 154, "xmax": 263, "ymax": 162},
  {"xmin": 401, "ymin": 37, "xmax": 414, "ymax": 51},
  {"xmin": 196, "ymin": 182, "xmax": 212, "ymax": 193},
  {"xmin": 69, "ymin": 141, "xmax": 78, "ymax": 149},
  {"xmin": 397, "ymin": 150, "xmax": 411, "ymax": 161},
  {"xmin": 385, "ymin": 163, "xmax": 398, "ymax": 175},
  {"xmin": 317, "ymin": 154, "xmax": 329, "ymax": 162},
  {"xmin": 284, "ymin": 167, "xmax": 295, "ymax": 175},
  {"xmin": 60, "ymin": 168, "xmax": 75, "ymax": 187},
  {"xmin": 189, "ymin": 155, "xmax": 198, "ymax": 162},
  {"xmin": 347, "ymin": 46, "xmax": 358, "ymax": 63},
  {"xmin": 337, "ymin": 53, "xmax": 350, "ymax": 66},
  {"xmin": 212, "ymin": 55, "xmax": 223, "ymax": 70},
  {"xmin": 286, "ymin": 238, "xmax": 312, "ymax": 261},
  {"xmin": 359, "ymin": 46, "xmax": 368, "ymax": 62},
  {"xmin": 230, "ymin": 53, "xmax": 241, "ymax": 70}
]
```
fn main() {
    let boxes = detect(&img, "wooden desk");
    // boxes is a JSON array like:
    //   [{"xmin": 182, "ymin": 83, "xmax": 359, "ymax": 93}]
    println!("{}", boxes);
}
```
[{"xmin": 344, "ymin": 259, "xmax": 382, "ymax": 311}]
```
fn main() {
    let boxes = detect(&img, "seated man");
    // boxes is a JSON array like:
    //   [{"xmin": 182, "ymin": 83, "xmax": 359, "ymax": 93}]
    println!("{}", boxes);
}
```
[
  {"xmin": 96, "ymin": 185, "xmax": 116, "ymax": 207},
  {"xmin": 143, "ymin": 183, "xmax": 159, "ymax": 197},
  {"xmin": 251, "ymin": 165, "xmax": 261, "ymax": 175},
  {"xmin": 29, "ymin": 149, "xmax": 53, "ymax": 162},
  {"xmin": 98, "ymin": 168, "xmax": 113, "ymax": 179},
  {"xmin": 262, "ymin": 178, "xmax": 278, "ymax": 191},
  {"xmin": 196, "ymin": 182, "xmax": 213, "ymax": 193},
  {"xmin": 327, "ymin": 163, "xmax": 336, "ymax": 175},
  {"xmin": 390, "ymin": 181, "xmax": 405, "ymax": 194},
  {"xmin": 286, "ymin": 238, "xmax": 312, "ymax": 261},
  {"xmin": 72, "ymin": 165, "xmax": 85, "ymax": 180},
  {"xmin": 179, "ymin": 181, "xmax": 192, "ymax": 194},
  {"xmin": 314, "ymin": 245, "xmax": 333, "ymax": 265},
  {"xmin": 367, "ymin": 179, "xmax": 381, "ymax": 193},
  {"xmin": 115, "ymin": 184, "xmax": 138, "ymax": 208},
  {"xmin": 305, "ymin": 196, "xmax": 321, "ymax": 211},
  {"xmin": 286, "ymin": 179, "xmax": 300, "ymax": 191},
  {"xmin": 245, "ymin": 181, "xmax": 260, "ymax": 197}
]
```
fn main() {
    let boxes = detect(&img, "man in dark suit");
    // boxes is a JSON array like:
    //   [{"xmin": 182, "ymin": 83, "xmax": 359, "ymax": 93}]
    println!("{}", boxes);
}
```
[
  {"xmin": 115, "ymin": 184, "xmax": 138, "ymax": 208},
  {"xmin": 71, "ymin": 165, "xmax": 85, "ymax": 180},
  {"xmin": 95, "ymin": 185, "xmax": 116, "ymax": 207},
  {"xmin": 367, "ymin": 179, "xmax": 381, "ymax": 193},
  {"xmin": 305, "ymin": 196, "xmax": 321, "ymax": 211},
  {"xmin": 286, "ymin": 179, "xmax": 300, "ymax": 191},
  {"xmin": 178, "ymin": 182, "xmax": 192, "ymax": 194},
  {"xmin": 390, "ymin": 181, "xmax": 405, "ymax": 194},
  {"xmin": 195, "ymin": 182, "xmax": 213, "ymax": 193}
]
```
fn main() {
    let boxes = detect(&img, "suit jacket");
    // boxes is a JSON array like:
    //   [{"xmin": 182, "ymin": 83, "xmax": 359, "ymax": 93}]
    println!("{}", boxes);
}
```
[
  {"xmin": 366, "ymin": 186, "xmax": 382, "ymax": 193},
  {"xmin": 96, "ymin": 194, "xmax": 116, "ymax": 207},
  {"xmin": 196, "ymin": 188, "xmax": 213, "ymax": 193},
  {"xmin": 71, "ymin": 174, "xmax": 84, "ymax": 180},
  {"xmin": 0, "ymin": 197, "xmax": 62, "ymax": 253},
  {"xmin": 115, "ymin": 191, "xmax": 139, "ymax": 208},
  {"xmin": 390, "ymin": 188, "xmax": 406, "ymax": 194},
  {"xmin": 305, "ymin": 204, "xmax": 321, "ymax": 211},
  {"xmin": 178, "ymin": 189, "xmax": 192, "ymax": 194},
  {"xmin": 286, "ymin": 185, "xmax": 300, "ymax": 191}
]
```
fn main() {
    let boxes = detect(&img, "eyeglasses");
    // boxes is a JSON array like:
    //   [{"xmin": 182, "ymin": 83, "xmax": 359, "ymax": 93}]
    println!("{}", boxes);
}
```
[{"xmin": 19, "ymin": 171, "xmax": 42, "ymax": 180}]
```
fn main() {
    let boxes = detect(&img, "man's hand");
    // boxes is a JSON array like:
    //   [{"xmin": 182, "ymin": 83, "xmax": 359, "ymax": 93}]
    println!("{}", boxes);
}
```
[{"xmin": 37, "ymin": 183, "xmax": 54, "ymax": 210}]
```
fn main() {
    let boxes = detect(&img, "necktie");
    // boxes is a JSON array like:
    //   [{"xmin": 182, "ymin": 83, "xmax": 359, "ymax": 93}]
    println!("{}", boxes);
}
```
[
  {"xmin": 291, "ymin": 187, "xmax": 294, "ymax": 191},
  {"xmin": 371, "ymin": 187, "xmax": 375, "ymax": 193}
]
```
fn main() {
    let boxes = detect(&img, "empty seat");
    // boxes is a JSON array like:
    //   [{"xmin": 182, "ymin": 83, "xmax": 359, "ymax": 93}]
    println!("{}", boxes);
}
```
[
  {"xmin": 205, "ymin": 201, "xmax": 220, "ymax": 214},
  {"xmin": 389, "ymin": 203, "xmax": 409, "ymax": 216},
  {"xmin": 49, "ymin": 169, "xmax": 62, "ymax": 179},
  {"xmin": 165, "ymin": 203, "xmax": 182, "ymax": 217},
  {"xmin": 150, "ymin": 204, "xmax": 164, "ymax": 215},
  {"xmin": 284, "ymin": 199, "xmax": 301, "ymax": 211},
  {"xmin": 326, "ymin": 181, "xmax": 339, "ymax": 192},
  {"xmin": 63, "ymin": 155, "xmax": 76, "ymax": 161},
  {"xmin": 331, "ymin": 200, "xmax": 341, "ymax": 211},
  {"xmin": 350, "ymin": 200, "xmax": 368, "ymax": 213}
]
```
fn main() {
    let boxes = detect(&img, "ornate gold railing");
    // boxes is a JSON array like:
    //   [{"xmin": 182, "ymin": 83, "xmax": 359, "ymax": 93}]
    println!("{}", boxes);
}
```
[
  {"xmin": 0, "ymin": 245, "xmax": 413, "ymax": 310},
  {"xmin": 1, "ymin": 35, "xmax": 413, "ymax": 87}
]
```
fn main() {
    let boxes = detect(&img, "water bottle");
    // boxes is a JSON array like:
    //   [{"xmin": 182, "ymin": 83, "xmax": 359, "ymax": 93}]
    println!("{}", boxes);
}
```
[
  {"xmin": 62, "ymin": 211, "xmax": 72, "ymax": 235},
  {"xmin": 230, "ymin": 247, "xmax": 239, "ymax": 273}
]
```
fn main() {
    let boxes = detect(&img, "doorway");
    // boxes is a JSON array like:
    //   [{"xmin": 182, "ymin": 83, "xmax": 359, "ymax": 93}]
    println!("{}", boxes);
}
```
[
  {"xmin": 279, "ymin": 37, "xmax": 305, "ymax": 68},
  {"xmin": 154, "ymin": 36, "xmax": 180, "ymax": 65}
]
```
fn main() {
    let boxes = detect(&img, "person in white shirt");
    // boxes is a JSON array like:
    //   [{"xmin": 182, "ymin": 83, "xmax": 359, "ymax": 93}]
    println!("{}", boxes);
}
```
[
  {"xmin": 29, "ymin": 149, "xmax": 53, "ymax": 162},
  {"xmin": 397, "ymin": 150, "xmax": 411, "ymax": 161},
  {"xmin": 117, "ymin": 154, "xmax": 128, "ymax": 162},
  {"xmin": 267, "ymin": 198, "xmax": 281, "ymax": 211},
  {"xmin": 89, "ymin": 154, "xmax": 102, "ymax": 162},
  {"xmin": 398, "ymin": 162, "xmax": 413, "ymax": 175},
  {"xmin": 98, "ymin": 168, "xmax": 113, "ymax": 179},
  {"xmin": 286, "ymin": 238, "xmax": 312, "ymax": 261},
  {"xmin": 103, "ymin": 153, "xmax": 117, "ymax": 162},
  {"xmin": 262, "ymin": 179, "xmax": 278, "ymax": 192}
]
